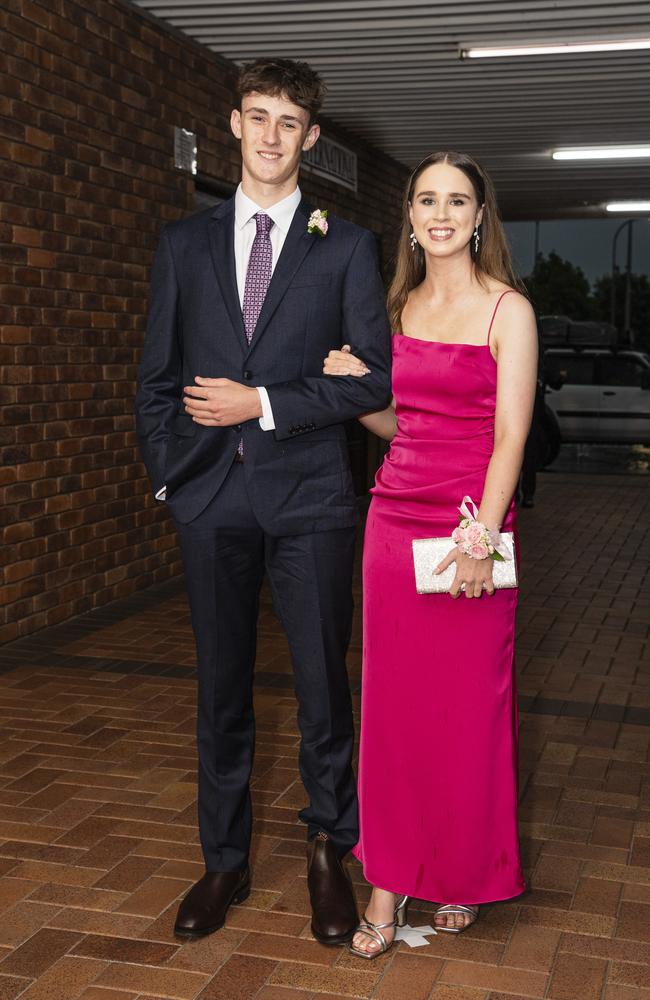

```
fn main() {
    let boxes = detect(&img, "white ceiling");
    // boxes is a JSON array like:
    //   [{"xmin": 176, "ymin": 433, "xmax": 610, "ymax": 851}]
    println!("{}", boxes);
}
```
[{"xmin": 130, "ymin": 0, "xmax": 650, "ymax": 219}]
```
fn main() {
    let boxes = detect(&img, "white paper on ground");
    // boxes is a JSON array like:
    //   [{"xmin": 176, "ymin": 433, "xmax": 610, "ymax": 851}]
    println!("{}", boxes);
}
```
[{"xmin": 394, "ymin": 923, "xmax": 438, "ymax": 947}]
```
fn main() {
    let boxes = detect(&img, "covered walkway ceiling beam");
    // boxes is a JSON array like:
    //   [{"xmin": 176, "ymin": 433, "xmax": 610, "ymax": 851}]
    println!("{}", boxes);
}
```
[{"xmin": 131, "ymin": 0, "xmax": 650, "ymax": 219}]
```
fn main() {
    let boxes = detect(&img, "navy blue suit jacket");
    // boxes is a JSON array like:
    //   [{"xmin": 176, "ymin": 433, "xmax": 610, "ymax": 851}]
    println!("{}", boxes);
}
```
[{"xmin": 135, "ymin": 195, "xmax": 392, "ymax": 530}]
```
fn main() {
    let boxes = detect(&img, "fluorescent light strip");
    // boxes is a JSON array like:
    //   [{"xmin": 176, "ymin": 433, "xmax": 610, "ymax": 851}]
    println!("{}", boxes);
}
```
[
  {"xmin": 606, "ymin": 202, "xmax": 650, "ymax": 213},
  {"xmin": 461, "ymin": 38, "xmax": 650, "ymax": 58},
  {"xmin": 554, "ymin": 146, "xmax": 650, "ymax": 161}
]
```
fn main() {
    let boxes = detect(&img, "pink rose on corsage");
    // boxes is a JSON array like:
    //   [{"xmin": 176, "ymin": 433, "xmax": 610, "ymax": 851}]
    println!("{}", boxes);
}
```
[
  {"xmin": 454, "ymin": 517, "xmax": 500, "ymax": 561},
  {"xmin": 307, "ymin": 208, "xmax": 328, "ymax": 237},
  {"xmin": 466, "ymin": 523, "xmax": 483, "ymax": 544},
  {"xmin": 452, "ymin": 495, "xmax": 510, "ymax": 562}
]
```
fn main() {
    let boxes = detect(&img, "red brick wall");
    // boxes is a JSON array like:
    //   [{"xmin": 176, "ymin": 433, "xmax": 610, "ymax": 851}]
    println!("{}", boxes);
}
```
[{"xmin": 0, "ymin": 0, "xmax": 408, "ymax": 642}]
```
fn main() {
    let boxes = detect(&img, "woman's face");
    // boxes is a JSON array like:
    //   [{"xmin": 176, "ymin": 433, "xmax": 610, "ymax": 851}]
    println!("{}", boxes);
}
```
[{"xmin": 408, "ymin": 162, "xmax": 483, "ymax": 259}]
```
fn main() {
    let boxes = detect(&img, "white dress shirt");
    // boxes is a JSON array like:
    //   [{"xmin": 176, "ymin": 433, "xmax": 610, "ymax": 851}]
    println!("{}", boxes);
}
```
[
  {"xmin": 234, "ymin": 183, "xmax": 302, "ymax": 431},
  {"xmin": 155, "ymin": 184, "xmax": 302, "ymax": 501}
]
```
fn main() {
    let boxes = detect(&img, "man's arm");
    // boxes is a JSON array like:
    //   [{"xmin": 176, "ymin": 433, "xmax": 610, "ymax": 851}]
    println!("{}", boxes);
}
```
[
  {"xmin": 265, "ymin": 229, "xmax": 392, "ymax": 439},
  {"xmin": 134, "ymin": 228, "xmax": 182, "ymax": 495}
]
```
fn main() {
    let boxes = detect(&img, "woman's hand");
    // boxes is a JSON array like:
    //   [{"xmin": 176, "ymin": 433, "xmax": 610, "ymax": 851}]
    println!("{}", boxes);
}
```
[
  {"xmin": 435, "ymin": 548, "xmax": 495, "ymax": 599},
  {"xmin": 323, "ymin": 344, "xmax": 370, "ymax": 377}
]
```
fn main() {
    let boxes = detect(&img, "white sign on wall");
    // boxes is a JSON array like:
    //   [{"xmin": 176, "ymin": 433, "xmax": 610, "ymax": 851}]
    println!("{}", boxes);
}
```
[
  {"xmin": 303, "ymin": 135, "xmax": 357, "ymax": 192},
  {"xmin": 174, "ymin": 127, "xmax": 197, "ymax": 174}
]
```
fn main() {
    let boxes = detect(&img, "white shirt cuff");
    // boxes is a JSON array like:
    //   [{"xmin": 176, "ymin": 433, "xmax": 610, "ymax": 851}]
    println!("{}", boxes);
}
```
[
  {"xmin": 155, "ymin": 486, "xmax": 167, "ymax": 501},
  {"xmin": 257, "ymin": 386, "xmax": 275, "ymax": 430}
]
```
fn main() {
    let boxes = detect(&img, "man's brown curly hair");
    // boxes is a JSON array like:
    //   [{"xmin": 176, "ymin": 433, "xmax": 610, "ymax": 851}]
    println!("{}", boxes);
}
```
[{"xmin": 237, "ymin": 58, "xmax": 326, "ymax": 125}]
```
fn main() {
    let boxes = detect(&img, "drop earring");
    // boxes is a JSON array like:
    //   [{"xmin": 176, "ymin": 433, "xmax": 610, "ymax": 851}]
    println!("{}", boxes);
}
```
[
  {"xmin": 410, "ymin": 231, "xmax": 418, "ymax": 251},
  {"xmin": 473, "ymin": 226, "xmax": 480, "ymax": 254}
]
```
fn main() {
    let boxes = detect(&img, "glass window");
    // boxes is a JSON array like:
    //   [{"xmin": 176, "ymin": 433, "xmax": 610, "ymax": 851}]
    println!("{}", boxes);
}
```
[
  {"xmin": 599, "ymin": 357, "xmax": 645, "ymax": 388},
  {"xmin": 544, "ymin": 354, "xmax": 596, "ymax": 386}
]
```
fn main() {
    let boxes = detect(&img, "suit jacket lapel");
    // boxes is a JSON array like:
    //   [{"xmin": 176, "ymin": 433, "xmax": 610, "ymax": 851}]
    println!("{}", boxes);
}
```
[
  {"xmin": 207, "ymin": 200, "xmax": 247, "ymax": 353},
  {"xmin": 247, "ymin": 198, "xmax": 315, "ymax": 355}
]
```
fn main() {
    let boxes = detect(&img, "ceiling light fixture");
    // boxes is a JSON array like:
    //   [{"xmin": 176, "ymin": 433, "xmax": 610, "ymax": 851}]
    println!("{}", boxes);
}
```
[
  {"xmin": 606, "ymin": 202, "xmax": 650, "ymax": 213},
  {"xmin": 460, "ymin": 38, "xmax": 650, "ymax": 59},
  {"xmin": 553, "ymin": 146, "xmax": 650, "ymax": 160}
]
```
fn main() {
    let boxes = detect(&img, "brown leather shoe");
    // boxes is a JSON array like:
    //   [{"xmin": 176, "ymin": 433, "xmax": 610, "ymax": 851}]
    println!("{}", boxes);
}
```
[
  {"xmin": 173, "ymin": 869, "xmax": 250, "ymax": 939},
  {"xmin": 307, "ymin": 832, "xmax": 358, "ymax": 946}
]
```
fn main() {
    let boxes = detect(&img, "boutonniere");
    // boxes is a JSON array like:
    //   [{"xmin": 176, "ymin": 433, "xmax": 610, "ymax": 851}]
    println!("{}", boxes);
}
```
[{"xmin": 307, "ymin": 208, "xmax": 329, "ymax": 237}]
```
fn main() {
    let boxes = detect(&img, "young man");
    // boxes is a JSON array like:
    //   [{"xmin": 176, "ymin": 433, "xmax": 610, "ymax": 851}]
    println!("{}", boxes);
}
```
[{"xmin": 135, "ymin": 58, "xmax": 391, "ymax": 945}]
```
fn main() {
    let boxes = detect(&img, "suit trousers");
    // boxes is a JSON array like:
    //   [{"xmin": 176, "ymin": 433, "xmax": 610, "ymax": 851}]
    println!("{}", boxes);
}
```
[{"xmin": 174, "ymin": 461, "xmax": 359, "ymax": 872}]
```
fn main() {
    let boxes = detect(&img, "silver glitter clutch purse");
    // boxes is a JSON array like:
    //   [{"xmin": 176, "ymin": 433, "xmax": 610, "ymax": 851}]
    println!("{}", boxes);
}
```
[{"xmin": 412, "ymin": 533, "xmax": 517, "ymax": 594}]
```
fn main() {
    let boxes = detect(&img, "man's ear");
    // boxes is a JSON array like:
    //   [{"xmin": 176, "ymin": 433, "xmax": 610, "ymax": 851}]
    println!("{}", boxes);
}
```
[
  {"xmin": 230, "ymin": 108, "xmax": 242, "ymax": 140},
  {"xmin": 302, "ymin": 123, "xmax": 320, "ymax": 152}
]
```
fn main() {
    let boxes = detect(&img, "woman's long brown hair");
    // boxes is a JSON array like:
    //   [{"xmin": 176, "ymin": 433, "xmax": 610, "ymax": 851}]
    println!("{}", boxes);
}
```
[{"xmin": 387, "ymin": 151, "xmax": 526, "ymax": 332}]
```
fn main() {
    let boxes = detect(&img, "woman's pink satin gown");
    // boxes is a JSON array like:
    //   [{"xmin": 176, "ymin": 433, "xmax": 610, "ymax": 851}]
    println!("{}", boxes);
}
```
[{"xmin": 352, "ymin": 295, "xmax": 526, "ymax": 904}]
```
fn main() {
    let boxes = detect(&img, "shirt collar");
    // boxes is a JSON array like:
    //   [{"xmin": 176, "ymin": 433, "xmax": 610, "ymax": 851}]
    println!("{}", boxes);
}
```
[{"xmin": 234, "ymin": 183, "xmax": 302, "ymax": 235}]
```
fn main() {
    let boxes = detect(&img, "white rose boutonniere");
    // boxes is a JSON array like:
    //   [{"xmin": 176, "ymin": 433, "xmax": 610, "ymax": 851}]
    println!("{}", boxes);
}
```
[{"xmin": 307, "ymin": 208, "xmax": 329, "ymax": 237}]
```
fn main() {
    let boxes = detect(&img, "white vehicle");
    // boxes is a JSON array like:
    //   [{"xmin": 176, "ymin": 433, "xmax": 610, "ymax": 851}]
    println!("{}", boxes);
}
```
[{"xmin": 544, "ymin": 349, "xmax": 650, "ymax": 444}]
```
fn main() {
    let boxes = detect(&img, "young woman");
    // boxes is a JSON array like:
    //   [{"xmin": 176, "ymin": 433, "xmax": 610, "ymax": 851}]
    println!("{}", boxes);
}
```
[{"xmin": 323, "ymin": 151, "xmax": 537, "ymax": 956}]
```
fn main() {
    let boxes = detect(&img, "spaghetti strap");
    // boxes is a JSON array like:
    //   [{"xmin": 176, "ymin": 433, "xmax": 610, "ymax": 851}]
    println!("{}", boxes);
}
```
[{"xmin": 487, "ymin": 290, "xmax": 515, "ymax": 346}]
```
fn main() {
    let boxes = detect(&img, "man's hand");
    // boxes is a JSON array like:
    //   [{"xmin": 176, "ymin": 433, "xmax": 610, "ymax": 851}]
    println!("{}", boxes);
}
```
[{"xmin": 183, "ymin": 377, "xmax": 263, "ymax": 427}]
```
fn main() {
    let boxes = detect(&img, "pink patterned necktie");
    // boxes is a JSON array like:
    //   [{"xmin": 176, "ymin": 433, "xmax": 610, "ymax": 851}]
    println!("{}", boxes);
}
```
[
  {"xmin": 238, "ymin": 213, "xmax": 273, "ymax": 457},
  {"xmin": 242, "ymin": 212, "xmax": 274, "ymax": 343}
]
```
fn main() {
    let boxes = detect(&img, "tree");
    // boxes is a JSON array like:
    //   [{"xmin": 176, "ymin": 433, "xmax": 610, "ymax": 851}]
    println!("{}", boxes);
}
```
[{"xmin": 524, "ymin": 252, "xmax": 594, "ymax": 319}]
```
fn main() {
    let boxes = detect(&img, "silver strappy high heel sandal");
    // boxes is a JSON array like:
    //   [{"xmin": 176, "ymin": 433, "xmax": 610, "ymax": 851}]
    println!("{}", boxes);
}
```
[
  {"xmin": 434, "ymin": 903, "xmax": 479, "ymax": 933},
  {"xmin": 348, "ymin": 894, "xmax": 410, "ymax": 959}
]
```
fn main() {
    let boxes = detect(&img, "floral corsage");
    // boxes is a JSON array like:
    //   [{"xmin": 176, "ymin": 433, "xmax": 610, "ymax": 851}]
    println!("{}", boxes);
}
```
[
  {"xmin": 307, "ymin": 208, "xmax": 328, "ymax": 237},
  {"xmin": 451, "ymin": 496, "xmax": 510, "ymax": 562}
]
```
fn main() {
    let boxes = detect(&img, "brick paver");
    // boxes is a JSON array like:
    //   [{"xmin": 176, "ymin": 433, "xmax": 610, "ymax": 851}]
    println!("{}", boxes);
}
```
[{"xmin": 0, "ymin": 472, "xmax": 648, "ymax": 998}]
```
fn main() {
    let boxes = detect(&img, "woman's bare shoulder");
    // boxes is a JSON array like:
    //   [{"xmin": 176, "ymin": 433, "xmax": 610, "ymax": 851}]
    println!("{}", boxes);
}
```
[
  {"xmin": 493, "ymin": 291, "xmax": 537, "ymax": 356},
  {"xmin": 484, "ymin": 282, "xmax": 533, "ymax": 320}
]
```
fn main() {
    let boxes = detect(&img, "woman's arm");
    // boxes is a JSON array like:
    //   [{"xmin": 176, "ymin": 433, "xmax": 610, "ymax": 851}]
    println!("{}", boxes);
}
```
[
  {"xmin": 359, "ymin": 400, "xmax": 397, "ymax": 441},
  {"xmin": 435, "ymin": 292, "xmax": 538, "ymax": 599},
  {"xmin": 323, "ymin": 346, "xmax": 398, "ymax": 441},
  {"xmin": 478, "ymin": 293, "xmax": 538, "ymax": 530}
]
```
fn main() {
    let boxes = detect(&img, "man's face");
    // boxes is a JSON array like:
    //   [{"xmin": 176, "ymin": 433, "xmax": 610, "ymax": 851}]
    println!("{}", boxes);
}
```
[{"xmin": 231, "ymin": 91, "xmax": 320, "ymax": 190}]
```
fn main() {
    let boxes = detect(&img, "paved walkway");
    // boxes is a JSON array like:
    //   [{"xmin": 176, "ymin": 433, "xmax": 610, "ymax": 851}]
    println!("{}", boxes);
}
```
[{"xmin": 0, "ymin": 472, "xmax": 648, "ymax": 1000}]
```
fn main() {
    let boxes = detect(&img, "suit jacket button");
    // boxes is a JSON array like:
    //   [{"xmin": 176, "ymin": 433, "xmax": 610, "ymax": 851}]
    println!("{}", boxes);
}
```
[
  {"xmin": 235, "ymin": 424, "xmax": 242, "ymax": 432},
  {"xmin": 243, "ymin": 370, "xmax": 252, "ymax": 380}
]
